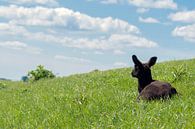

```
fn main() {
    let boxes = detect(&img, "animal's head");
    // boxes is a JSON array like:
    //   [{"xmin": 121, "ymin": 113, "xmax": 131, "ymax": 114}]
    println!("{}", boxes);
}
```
[{"xmin": 131, "ymin": 55, "xmax": 157, "ymax": 79}]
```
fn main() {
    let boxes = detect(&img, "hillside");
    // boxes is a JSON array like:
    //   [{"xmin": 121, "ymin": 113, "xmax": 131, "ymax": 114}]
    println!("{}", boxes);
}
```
[{"xmin": 0, "ymin": 59, "xmax": 195, "ymax": 128}]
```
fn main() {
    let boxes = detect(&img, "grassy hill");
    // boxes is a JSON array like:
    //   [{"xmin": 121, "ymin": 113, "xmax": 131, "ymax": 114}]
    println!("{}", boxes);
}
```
[{"xmin": 0, "ymin": 59, "xmax": 195, "ymax": 128}]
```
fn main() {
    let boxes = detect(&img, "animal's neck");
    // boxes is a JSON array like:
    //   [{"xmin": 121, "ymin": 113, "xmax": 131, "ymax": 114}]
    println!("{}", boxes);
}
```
[{"xmin": 138, "ymin": 75, "xmax": 153, "ymax": 93}]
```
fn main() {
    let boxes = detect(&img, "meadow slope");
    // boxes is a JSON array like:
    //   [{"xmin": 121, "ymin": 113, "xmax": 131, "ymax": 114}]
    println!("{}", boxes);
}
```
[{"xmin": 0, "ymin": 59, "xmax": 195, "ymax": 128}]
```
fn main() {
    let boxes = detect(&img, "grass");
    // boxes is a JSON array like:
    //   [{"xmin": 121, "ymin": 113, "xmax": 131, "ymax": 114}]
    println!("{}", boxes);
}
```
[{"xmin": 0, "ymin": 59, "xmax": 195, "ymax": 129}]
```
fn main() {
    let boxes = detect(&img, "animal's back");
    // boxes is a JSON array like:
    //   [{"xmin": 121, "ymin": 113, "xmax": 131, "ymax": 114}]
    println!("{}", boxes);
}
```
[{"xmin": 139, "ymin": 81, "xmax": 177, "ymax": 100}]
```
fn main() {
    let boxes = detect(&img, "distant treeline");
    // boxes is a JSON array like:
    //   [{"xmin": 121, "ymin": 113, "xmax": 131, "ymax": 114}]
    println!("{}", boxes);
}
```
[{"xmin": 0, "ymin": 78, "xmax": 11, "ymax": 81}]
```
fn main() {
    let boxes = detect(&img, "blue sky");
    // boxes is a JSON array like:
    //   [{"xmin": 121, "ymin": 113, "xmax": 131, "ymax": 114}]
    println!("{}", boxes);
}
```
[{"xmin": 0, "ymin": 0, "xmax": 195, "ymax": 80}]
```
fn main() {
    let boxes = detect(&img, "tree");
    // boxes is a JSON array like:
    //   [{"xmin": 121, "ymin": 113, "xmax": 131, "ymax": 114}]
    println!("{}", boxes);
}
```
[
  {"xmin": 28, "ymin": 65, "xmax": 55, "ymax": 81},
  {"xmin": 21, "ymin": 76, "xmax": 28, "ymax": 82}
]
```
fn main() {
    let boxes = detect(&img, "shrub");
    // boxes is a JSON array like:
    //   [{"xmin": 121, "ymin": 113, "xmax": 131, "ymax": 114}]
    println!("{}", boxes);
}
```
[
  {"xmin": 28, "ymin": 65, "xmax": 55, "ymax": 81},
  {"xmin": 0, "ymin": 82, "xmax": 6, "ymax": 89},
  {"xmin": 21, "ymin": 76, "xmax": 29, "ymax": 82}
]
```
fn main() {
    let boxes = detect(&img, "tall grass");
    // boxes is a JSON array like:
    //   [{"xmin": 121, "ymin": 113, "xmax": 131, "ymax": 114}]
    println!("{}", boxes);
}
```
[{"xmin": 0, "ymin": 59, "xmax": 195, "ymax": 128}]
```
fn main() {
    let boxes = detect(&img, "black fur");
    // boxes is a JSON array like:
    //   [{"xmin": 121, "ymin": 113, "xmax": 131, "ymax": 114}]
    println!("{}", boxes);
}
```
[{"xmin": 131, "ymin": 55, "xmax": 177, "ymax": 100}]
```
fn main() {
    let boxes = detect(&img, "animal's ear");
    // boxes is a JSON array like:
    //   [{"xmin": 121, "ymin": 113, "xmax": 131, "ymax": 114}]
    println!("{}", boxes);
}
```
[
  {"xmin": 148, "ymin": 56, "xmax": 157, "ymax": 67},
  {"xmin": 132, "ymin": 55, "xmax": 142, "ymax": 67}
]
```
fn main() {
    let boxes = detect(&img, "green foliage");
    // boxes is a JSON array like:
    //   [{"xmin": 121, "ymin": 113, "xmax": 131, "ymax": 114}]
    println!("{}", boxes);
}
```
[
  {"xmin": 0, "ymin": 59, "xmax": 195, "ymax": 128},
  {"xmin": 28, "ymin": 65, "xmax": 55, "ymax": 81},
  {"xmin": 21, "ymin": 76, "xmax": 29, "ymax": 82},
  {"xmin": 171, "ymin": 64, "xmax": 188, "ymax": 83},
  {"xmin": 0, "ymin": 82, "xmax": 6, "ymax": 89},
  {"xmin": 0, "ymin": 82, "xmax": 6, "ymax": 86}
]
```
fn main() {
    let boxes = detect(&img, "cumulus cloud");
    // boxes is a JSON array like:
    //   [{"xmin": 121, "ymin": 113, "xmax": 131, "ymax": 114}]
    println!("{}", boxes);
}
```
[
  {"xmin": 0, "ymin": 22, "xmax": 27, "ymax": 35},
  {"xmin": 27, "ymin": 32, "xmax": 157, "ymax": 50},
  {"xmin": 170, "ymin": 10, "xmax": 195, "ymax": 42},
  {"xmin": 2, "ymin": 0, "xmax": 58, "ymax": 6},
  {"xmin": 0, "ymin": 41, "xmax": 27, "ymax": 50},
  {"xmin": 0, "ymin": 5, "xmax": 158, "ymax": 54},
  {"xmin": 54, "ymin": 55, "xmax": 92, "ymax": 64},
  {"xmin": 108, "ymin": 34, "xmax": 158, "ymax": 48},
  {"xmin": 113, "ymin": 62, "xmax": 128, "ymax": 67},
  {"xmin": 0, "ymin": 21, "xmax": 157, "ymax": 51},
  {"xmin": 0, "ymin": 41, "xmax": 42, "ymax": 54},
  {"xmin": 87, "ymin": 0, "xmax": 122, "ymax": 4},
  {"xmin": 0, "ymin": 5, "xmax": 139, "ymax": 34},
  {"xmin": 136, "ymin": 8, "xmax": 149, "ymax": 13},
  {"xmin": 100, "ymin": 0, "xmax": 118, "ymax": 4},
  {"xmin": 172, "ymin": 24, "xmax": 195, "ymax": 42},
  {"xmin": 169, "ymin": 10, "xmax": 195, "ymax": 23},
  {"xmin": 139, "ymin": 17, "xmax": 160, "ymax": 23},
  {"xmin": 93, "ymin": 0, "xmax": 177, "ymax": 10},
  {"xmin": 128, "ymin": 0, "xmax": 177, "ymax": 10},
  {"xmin": 113, "ymin": 50, "xmax": 125, "ymax": 55}
]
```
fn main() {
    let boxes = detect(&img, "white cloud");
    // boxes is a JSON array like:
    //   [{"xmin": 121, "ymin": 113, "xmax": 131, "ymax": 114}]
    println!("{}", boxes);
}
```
[
  {"xmin": 0, "ymin": 23, "xmax": 158, "ymax": 51},
  {"xmin": 88, "ymin": 0, "xmax": 122, "ymax": 4},
  {"xmin": 128, "ymin": 0, "xmax": 177, "ymax": 10},
  {"xmin": 0, "ymin": 41, "xmax": 27, "ymax": 50},
  {"xmin": 0, "ymin": 5, "xmax": 139, "ymax": 34},
  {"xmin": 36, "ymin": 33, "xmax": 157, "ymax": 50},
  {"xmin": 139, "ymin": 17, "xmax": 160, "ymax": 23},
  {"xmin": 136, "ymin": 8, "xmax": 149, "ymax": 13},
  {"xmin": 113, "ymin": 50, "xmax": 125, "ymax": 55},
  {"xmin": 95, "ymin": 0, "xmax": 177, "ymax": 10},
  {"xmin": 100, "ymin": 0, "xmax": 118, "ymax": 4},
  {"xmin": 0, "ymin": 22, "xmax": 27, "ymax": 35},
  {"xmin": 60, "ymin": 33, "xmax": 158, "ymax": 50},
  {"xmin": 172, "ymin": 24, "xmax": 195, "ymax": 42},
  {"xmin": 169, "ymin": 10, "xmax": 195, "ymax": 23},
  {"xmin": 113, "ymin": 62, "xmax": 128, "ymax": 67},
  {"xmin": 108, "ymin": 34, "xmax": 158, "ymax": 48},
  {"xmin": 170, "ymin": 10, "xmax": 195, "ymax": 42},
  {"xmin": 54, "ymin": 55, "xmax": 92, "ymax": 64},
  {"xmin": 3, "ymin": 0, "xmax": 58, "ymax": 6},
  {"xmin": 0, "ymin": 41, "xmax": 42, "ymax": 54},
  {"xmin": 0, "ymin": 5, "xmax": 158, "ymax": 53}
]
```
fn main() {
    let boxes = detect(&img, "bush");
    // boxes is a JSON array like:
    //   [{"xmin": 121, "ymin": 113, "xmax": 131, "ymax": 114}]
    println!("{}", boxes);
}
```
[
  {"xmin": 0, "ymin": 82, "xmax": 6, "ymax": 89},
  {"xmin": 21, "ymin": 76, "xmax": 29, "ymax": 82},
  {"xmin": 28, "ymin": 65, "xmax": 55, "ymax": 81}
]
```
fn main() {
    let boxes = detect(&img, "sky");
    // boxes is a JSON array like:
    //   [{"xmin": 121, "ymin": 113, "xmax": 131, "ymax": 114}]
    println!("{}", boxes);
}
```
[{"xmin": 0, "ymin": 0, "xmax": 195, "ymax": 80}]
